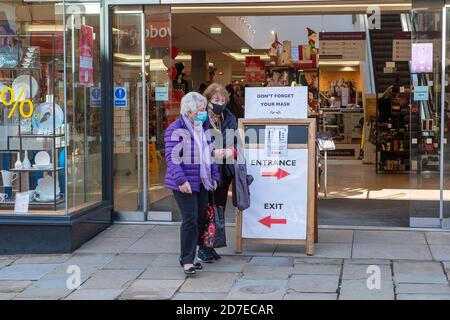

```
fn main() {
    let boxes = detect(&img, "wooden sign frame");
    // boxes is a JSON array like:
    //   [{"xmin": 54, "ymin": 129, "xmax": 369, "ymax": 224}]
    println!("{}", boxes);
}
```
[{"xmin": 235, "ymin": 118, "xmax": 316, "ymax": 256}]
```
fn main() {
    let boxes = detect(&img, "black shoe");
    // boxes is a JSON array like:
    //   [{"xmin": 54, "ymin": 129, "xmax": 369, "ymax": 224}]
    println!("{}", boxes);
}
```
[
  {"xmin": 197, "ymin": 248, "xmax": 214, "ymax": 263},
  {"xmin": 211, "ymin": 248, "xmax": 221, "ymax": 260},
  {"xmin": 179, "ymin": 259, "xmax": 197, "ymax": 276},
  {"xmin": 179, "ymin": 259, "xmax": 202, "ymax": 270},
  {"xmin": 183, "ymin": 266, "xmax": 196, "ymax": 276},
  {"xmin": 193, "ymin": 262, "xmax": 203, "ymax": 270}
]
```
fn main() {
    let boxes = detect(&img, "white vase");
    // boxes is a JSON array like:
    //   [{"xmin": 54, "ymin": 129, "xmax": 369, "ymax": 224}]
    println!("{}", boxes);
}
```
[
  {"xmin": 22, "ymin": 150, "xmax": 31, "ymax": 169},
  {"xmin": 14, "ymin": 152, "xmax": 22, "ymax": 169}
]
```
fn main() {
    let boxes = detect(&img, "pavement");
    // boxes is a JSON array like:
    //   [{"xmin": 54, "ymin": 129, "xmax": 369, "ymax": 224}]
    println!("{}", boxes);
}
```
[{"xmin": 1, "ymin": 224, "xmax": 450, "ymax": 300}]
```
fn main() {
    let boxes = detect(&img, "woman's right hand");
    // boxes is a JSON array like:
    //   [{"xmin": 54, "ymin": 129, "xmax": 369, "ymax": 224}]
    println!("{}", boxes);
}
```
[{"xmin": 179, "ymin": 181, "xmax": 192, "ymax": 194}]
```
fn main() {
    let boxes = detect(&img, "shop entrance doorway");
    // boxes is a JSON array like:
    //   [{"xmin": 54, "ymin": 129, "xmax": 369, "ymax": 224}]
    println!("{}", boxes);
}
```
[{"xmin": 106, "ymin": 1, "xmax": 450, "ymax": 230}]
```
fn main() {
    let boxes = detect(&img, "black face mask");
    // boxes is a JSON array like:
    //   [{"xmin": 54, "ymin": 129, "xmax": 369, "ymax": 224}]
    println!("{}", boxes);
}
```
[{"xmin": 211, "ymin": 103, "xmax": 225, "ymax": 115}]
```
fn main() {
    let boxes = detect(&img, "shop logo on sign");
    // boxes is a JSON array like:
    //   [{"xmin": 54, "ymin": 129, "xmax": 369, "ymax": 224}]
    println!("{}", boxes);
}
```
[
  {"xmin": 367, "ymin": 6, "xmax": 381, "ymax": 30},
  {"xmin": 146, "ymin": 19, "xmax": 171, "ymax": 46}
]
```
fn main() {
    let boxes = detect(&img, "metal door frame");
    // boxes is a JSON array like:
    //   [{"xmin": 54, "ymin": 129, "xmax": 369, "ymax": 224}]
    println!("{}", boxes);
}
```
[{"xmin": 103, "ymin": 1, "xmax": 159, "ymax": 221}]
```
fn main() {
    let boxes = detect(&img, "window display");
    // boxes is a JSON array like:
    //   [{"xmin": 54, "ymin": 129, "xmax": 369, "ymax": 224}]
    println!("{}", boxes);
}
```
[{"xmin": 0, "ymin": 1, "xmax": 103, "ymax": 215}]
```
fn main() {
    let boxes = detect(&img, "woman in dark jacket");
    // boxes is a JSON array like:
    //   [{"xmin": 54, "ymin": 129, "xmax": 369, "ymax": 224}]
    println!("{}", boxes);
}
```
[
  {"xmin": 199, "ymin": 83, "xmax": 238, "ymax": 262},
  {"xmin": 164, "ymin": 92, "xmax": 220, "ymax": 275}
]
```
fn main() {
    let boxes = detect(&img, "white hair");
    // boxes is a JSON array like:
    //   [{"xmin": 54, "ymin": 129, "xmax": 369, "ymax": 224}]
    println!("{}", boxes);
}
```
[{"xmin": 180, "ymin": 92, "xmax": 207, "ymax": 116}]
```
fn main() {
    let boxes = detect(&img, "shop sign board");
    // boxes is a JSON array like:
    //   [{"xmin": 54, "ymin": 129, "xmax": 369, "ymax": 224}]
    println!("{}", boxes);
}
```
[
  {"xmin": 114, "ymin": 87, "xmax": 127, "ymax": 108},
  {"xmin": 243, "ymin": 148, "xmax": 308, "ymax": 240},
  {"xmin": 392, "ymin": 32, "xmax": 411, "ymax": 61},
  {"xmin": 236, "ymin": 119, "xmax": 316, "ymax": 255},
  {"xmin": 79, "ymin": 24, "xmax": 94, "ymax": 86},
  {"xmin": 414, "ymin": 86, "xmax": 429, "ymax": 101},
  {"xmin": 90, "ymin": 87, "xmax": 101, "ymax": 107},
  {"xmin": 155, "ymin": 86, "xmax": 169, "ymax": 101},
  {"xmin": 411, "ymin": 43, "xmax": 433, "ymax": 73},
  {"xmin": 244, "ymin": 86, "xmax": 308, "ymax": 119},
  {"xmin": 319, "ymin": 32, "xmax": 366, "ymax": 61}
]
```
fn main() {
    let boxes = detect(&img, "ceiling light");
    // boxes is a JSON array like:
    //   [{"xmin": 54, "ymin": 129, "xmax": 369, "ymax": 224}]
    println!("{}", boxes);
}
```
[
  {"xmin": 224, "ymin": 52, "xmax": 270, "ymax": 62},
  {"xmin": 22, "ymin": 24, "xmax": 64, "ymax": 32},
  {"xmin": 210, "ymin": 27, "xmax": 222, "ymax": 34},
  {"xmin": 241, "ymin": 48, "xmax": 250, "ymax": 54},
  {"xmin": 171, "ymin": 3, "xmax": 411, "ymax": 14},
  {"xmin": 319, "ymin": 60, "xmax": 360, "ymax": 67},
  {"xmin": 175, "ymin": 54, "xmax": 192, "ymax": 61}
]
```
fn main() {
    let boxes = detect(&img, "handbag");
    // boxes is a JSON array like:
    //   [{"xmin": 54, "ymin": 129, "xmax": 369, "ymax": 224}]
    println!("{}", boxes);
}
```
[{"xmin": 198, "ymin": 193, "xmax": 227, "ymax": 249}]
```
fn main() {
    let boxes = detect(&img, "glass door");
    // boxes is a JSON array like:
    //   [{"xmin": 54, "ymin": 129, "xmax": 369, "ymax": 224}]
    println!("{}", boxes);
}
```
[
  {"xmin": 443, "ymin": 4, "xmax": 450, "ymax": 228},
  {"xmin": 112, "ymin": 5, "xmax": 147, "ymax": 218}
]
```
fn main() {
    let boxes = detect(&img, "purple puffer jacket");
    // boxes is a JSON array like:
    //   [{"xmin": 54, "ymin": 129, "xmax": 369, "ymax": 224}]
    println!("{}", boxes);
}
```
[{"xmin": 164, "ymin": 117, "xmax": 220, "ymax": 192}]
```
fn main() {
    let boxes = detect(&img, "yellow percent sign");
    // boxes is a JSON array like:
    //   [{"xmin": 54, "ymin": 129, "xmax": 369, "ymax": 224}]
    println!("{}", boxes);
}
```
[{"xmin": 0, "ymin": 86, "xmax": 34, "ymax": 119}]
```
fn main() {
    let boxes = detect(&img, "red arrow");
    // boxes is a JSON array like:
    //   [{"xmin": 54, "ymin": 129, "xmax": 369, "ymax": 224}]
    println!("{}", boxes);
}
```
[
  {"xmin": 261, "ymin": 168, "xmax": 290, "ymax": 180},
  {"xmin": 259, "ymin": 215, "xmax": 287, "ymax": 228}
]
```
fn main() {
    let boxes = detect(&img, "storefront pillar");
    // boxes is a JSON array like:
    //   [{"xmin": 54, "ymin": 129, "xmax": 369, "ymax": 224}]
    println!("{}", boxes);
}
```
[{"xmin": 191, "ymin": 50, "xmax": 208, "ymax": 92}]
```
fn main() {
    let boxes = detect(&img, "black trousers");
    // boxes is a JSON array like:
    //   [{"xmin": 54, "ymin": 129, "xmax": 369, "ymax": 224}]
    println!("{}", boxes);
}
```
[{"xmin": 173, "ymin": 185, "xmax": 209, "ymax": 264}]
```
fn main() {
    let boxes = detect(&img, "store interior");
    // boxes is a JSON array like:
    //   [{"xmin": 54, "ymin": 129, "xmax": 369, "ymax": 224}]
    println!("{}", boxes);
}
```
[
  {"xmin": 112, "ymin": 5, "xmax": 446, "ymax": 228},
  {"xmin": 1, "ymin": 2, "xmax": 447, "ymax": 227}
]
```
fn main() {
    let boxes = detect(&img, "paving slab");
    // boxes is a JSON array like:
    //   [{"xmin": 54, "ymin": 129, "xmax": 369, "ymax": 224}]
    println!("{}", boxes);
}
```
[
  {"xmin": 274, "ymin": 243, "xmax": 352, "ymax": 258},
  {"xmin": 0, "ymin": 292, "xmax": 16, "ymax": 300},
  {"xmin": 293, "ymin": 263, "xmax": 341, "ymax": 275},
  {"xmin": 396, "ymin": 283, "xmax": 450, "ymax": 295},
  {"xmin": 287, "ymin": 275, "xmax": 339, "ymax": 293},
  {"xmin": 0, "ymin": 264, "xmax": 59, "ymax": 281},
  {"xmin": 14, "ymin": 285, "xmax": 72, "ymax": 300},
  {"xmin": 120, "ymin": 279, "xmax": 184, "ymax": 300},
  {"xmin": 318, "ymin": 229, "xmax": 354, "ymax": 243},
  {"xmin": 283, "ymin": 292, "xmax": 337, "ymax": 300},
  {"xmin": 294, "ymin": 258, "xmax": 343, "ymax": 265},
  {"xmin": 81, "ymin": 269, "xmax": 142, "ymax": 289},
  {"xmin": 443, "ymin": 261, "xmax": 450, "ymax": 280},
  {"xmin": 339, "ymin": 280, "xmax": 394, "ymax": 300},
  {"xmin": 216, "ymin": 243, "xmax": 277, "ymax": 257},
  {"xmin": 125, "ymin": 238, "xmax": 180, "ymax": 254},
  {"xmin": 429, "ymin": 246, "xmax": 450, "ymax": 261},
  {"xmin": 201, "ymin": 256, "xmax": 250, "ymax": 273},
  {"xmin": 0, "ymin": 281, "xmax": 33, "ymax": 293},
  {"xmin": 151, "ymin": 254, "xmax": 181, "ymax": 267},
  {"xmin": 172, "ymin": 292, "xmax": 227, "ymax": 300},
  {"xmin": 76, "ymin": 237, "xmax": 138, "ymax": 254},
  {"xmin": 14, "ymin": 254, "xmax": 72, "ymax": 264},
  {"xmin": 352, "ymin": 244, "xmax": 432, "ymax": 260},
  {"xmin": 344, "ymin": 259, "xmax": 391, "ymax": 265},
  {"xmin": 397, "ymin": 294, "xmax": 450, "ymax": 300},
  {"xmin": 393, "ymin": 261, "xmax": 448, "ymax": 284},
  {"xmin": 65, "ymin": 289, "xmax": 124, "ymax": 300},
  {"xmin": 100, "ymin": 225, "xmax": 154, "ymax": 238},
  {"xmin": 241, "ymin": 266, "xmax": 293, "ymax": 280},
  {"xmin": 226, "ymin": 279, "xmax": 288, "ymax": 300},
  {"xmin": 102, "ymin": 253, "xmax": 158, "ymax": 270},
  {"xmin": 142, "ymin": 225, "xmax": 181, "ymax": 239},
  {"xmin": 353, "ymin": 231, "xmax": 427, "ymax": 245},
  {"xmin": 53, "ymin": 253, "xmax": 115, "ymax": 272},
  {"xmin": 179, "ymin": 272, "xmax": 239, "ymax": 293},
  {"xmin": 342, "ymin": 263, "xmax": 392, "ymax": 280},
  {"xmin": 139, "ymin": 266, "xmax": 186, "ymax": 280},
  {"xmin": 0, "ymin": 259, "xmax": 15, "ymax": 269},
  {"xmin": 425, "ymin": 232, "xmax": 450, "ymax": 245},
  {"xmin": 249, "ymin": 256, "xmax": 293, "ymax": 267}
]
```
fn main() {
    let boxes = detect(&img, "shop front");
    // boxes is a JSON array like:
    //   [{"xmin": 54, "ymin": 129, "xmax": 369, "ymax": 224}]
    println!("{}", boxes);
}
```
[
  {"xmin": 0, "ymin": 1, "xmax": 111, "ymax": 254},
  {"xmin": 1, "ymin": 0, "xmax": 450, "ymax": 254}
]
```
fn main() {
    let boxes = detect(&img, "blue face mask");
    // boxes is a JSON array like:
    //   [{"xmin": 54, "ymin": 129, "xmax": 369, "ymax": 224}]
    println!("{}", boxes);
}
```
[{"xmin": 194, "ymin": 111, "xmax": 208, "ymax": 124}]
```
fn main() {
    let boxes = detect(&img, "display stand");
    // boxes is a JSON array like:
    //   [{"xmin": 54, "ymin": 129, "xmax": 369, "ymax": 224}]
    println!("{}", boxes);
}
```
[
  {"xmin": 0, "ymin": 34, "xmax": 64, "ymax": 212},
  {"xmin": 235, "ymin": 118, "xmax": 316, "ymax": 256}
]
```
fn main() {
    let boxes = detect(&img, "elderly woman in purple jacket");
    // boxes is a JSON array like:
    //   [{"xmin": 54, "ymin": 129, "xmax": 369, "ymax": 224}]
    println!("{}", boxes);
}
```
[{"xmin": 164, "ymin": 92, "xmax": 220, "ymax": 276}]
